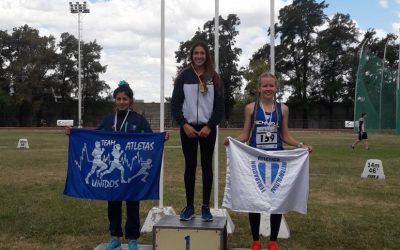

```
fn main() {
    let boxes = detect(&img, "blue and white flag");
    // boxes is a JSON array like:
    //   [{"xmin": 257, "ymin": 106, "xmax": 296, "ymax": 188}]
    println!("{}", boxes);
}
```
[
  {"xmin": 64, "ymin": 128, "xmax": 165, "ymax": 201},
  {"xmin": 222, "ymin": 137, "xmax": 309, "ymax": 214}
]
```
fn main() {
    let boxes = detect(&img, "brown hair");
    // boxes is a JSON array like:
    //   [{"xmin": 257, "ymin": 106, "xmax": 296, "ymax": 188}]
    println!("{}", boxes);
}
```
[{"xmin": 189, "ymin": 41, "xmax": 222, "ymax": 94}]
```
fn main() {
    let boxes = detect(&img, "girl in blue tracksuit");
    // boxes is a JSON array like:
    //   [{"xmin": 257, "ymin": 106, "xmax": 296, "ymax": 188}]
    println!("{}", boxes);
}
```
[
  {"xmin": 98, "ymin": 81, "xmax": 152, "ymax": 250},
  {"xmin": 224, "ymin": 72, "xmax": 312, "ymax": 250},
  {"xmin": 66, "ymin": 81, "xmax": 167, "ymax": 250},
  {"xmin": 171, "ymin": 41, "xmax": 224, "ymax": 222}
]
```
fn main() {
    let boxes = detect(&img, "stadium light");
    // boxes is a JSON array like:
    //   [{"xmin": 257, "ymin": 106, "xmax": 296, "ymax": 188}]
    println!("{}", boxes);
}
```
[
  {"xmin": 270, "ymin": 0, "xmax": 275, "ymax": 75},
  {"xmin": 69, "ymin": 1, "xmax": 90, "ymax": 128}
]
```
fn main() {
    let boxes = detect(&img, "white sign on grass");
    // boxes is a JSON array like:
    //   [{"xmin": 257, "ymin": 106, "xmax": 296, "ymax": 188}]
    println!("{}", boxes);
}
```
[
  {"xmin": 361, "ymin": 159, "xmax": 385, "ymax": 179},
  {"xmin": 345, "ymin": 121, "xmax": 359, "ymax": 128},
  {"xmin": 345, "ymin": 121, "xmax": 354, "ymax": 128},
  {"xmin": 17, "ymin": 138, "xmax": 29, "ymax": 149},
  {"xmin": 57, "ymin": 120, "xmax": 74, "ymax": 127}
]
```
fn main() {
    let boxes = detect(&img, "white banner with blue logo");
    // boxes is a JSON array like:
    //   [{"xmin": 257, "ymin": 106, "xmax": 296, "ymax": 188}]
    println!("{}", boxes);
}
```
[
  {"xmin": 64, "ymin": 128, "xmax": 165, "ymax": 201},
  {"xmin": 223, "ymin": 137, "xmax": 309, "ymax": 214}
]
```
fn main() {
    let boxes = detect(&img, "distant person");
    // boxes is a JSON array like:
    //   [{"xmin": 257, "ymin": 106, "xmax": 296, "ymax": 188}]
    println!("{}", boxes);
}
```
[
  {"xmin": 40, "ymin": 119, "xmax": 47, "ymax": 127},
  {"xmin": 223, "ymin": 72, "xmax": 312, "ymax": 250},
  {"xmin": 352, "ymin": 112, "xmax": 369, "ymax": 150},
  {"xmin": 98, "ymin": 81, "xmax": 151, "ymax": 250},
  {"xmin": 171, "ymin": 41, "xmax": 224, "ymax": 222}
]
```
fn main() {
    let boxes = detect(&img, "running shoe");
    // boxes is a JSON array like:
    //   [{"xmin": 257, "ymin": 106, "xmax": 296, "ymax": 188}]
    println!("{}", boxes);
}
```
[
  {"xmin": 128, "ymin": 240, "xmax": 138, "ymax": 250},
  {"xmin": 201, "ymin": 205, "xmax": 213, "ymax": 222},
  {"xmin": 105, "ymin": 238, "xmax": 121, "ymax": 250},
  {"xmin": 251, "ymin": 241, "xmax": 261, "ymax": 250},
  {"xmin": 268, "ymin": 241, "xmax": 278, "ymax": 250},
  {"xmin": 180, "ymin": 205, "xmax": 195, "ymax": 221}
]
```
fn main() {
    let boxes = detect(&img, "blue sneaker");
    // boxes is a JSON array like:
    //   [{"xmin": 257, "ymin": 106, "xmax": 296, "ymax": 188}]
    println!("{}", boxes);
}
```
[
  {"xmin": 180, "ymin": 205, "xmax": 195, "ymax": 221},
  {"xmin": 105, "ymin": 238, "xmax": 121, "ymax": 250},
  {"xmin": 201, "ymin": 205, "xmax": 213, "ymax": 222},
  {"xmin": 128, "ymin": 240, "xmax": 138, "ymax": 250}
]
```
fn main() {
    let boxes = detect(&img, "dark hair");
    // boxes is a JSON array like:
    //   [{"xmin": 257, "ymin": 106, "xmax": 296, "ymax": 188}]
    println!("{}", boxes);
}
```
[
  {"xmin": 189, "ymin": 41, "xmax": 222, "ymax": 94},
  {"xmin": 113, "ymin": 80, "xmax": 133, "ymax": 100},
  {"xmin": 361, "ymin": 112, "xmax": 367, "ymax": 117}
]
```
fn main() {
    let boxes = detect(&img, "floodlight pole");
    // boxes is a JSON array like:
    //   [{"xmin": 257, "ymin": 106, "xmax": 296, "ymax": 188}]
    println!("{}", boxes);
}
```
[
  {"xmin": 213, "ymin": 0, "xmax": 220, "ymax": 210},
  {"xmin": 140, "ymin": 0, "xmax": 176, "ymax": 233},
  {"xmin": 270, "ymin": 0, "xmax": 275, "ymax": 74},
  {"xmin": 210, "ymin": 0, "xmax": 234, "ymax": 235},
  {"xmin": 69, "ymin": 1, "xmax": 90, "ymax": 128},
  {"xmin": 159, "ymin": 0, "xmax": 165, "ymax": 208}
]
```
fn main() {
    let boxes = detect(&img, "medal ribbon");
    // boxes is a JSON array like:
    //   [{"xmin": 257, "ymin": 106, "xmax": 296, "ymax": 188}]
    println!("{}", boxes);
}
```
[
  {"xmin": 191, "ymin": 64, "xmax": 208, "ymax": 94},
  {"xmin": 259, "ymin": 101, "xmax": 275, "ymax": 132},
  {"xmin": 114, "ymin": 110, "xmax": 130, "ymax": 132}
]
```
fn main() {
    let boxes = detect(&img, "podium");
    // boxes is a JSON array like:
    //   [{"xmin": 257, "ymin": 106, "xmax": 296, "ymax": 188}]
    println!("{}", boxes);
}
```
[
  {"xmin": 95, "ymin": 216, "xmax": 262, "ymax": 249},
  {"xmin": 153, "ymin": 215, "xmax": 227, "ymax": 250},
  {"xmin": 94, "ymin": 244, "xmax": 152, "ymax": 250}
]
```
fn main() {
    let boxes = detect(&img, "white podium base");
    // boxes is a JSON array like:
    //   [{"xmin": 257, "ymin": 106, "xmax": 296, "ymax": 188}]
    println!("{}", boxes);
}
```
[
  {"xmin": 210, "ymin": 208, "xmax": 235, "ymax": 234},
  {"xmin": 141, "ymin": 206, "xmax": 176, "ymax": 233}
]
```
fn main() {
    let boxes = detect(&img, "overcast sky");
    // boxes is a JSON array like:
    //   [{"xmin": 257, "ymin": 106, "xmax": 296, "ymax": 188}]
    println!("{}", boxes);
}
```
[{"xmin": 1, "ymin": 0, "xmax": 399, "ymax": 102}]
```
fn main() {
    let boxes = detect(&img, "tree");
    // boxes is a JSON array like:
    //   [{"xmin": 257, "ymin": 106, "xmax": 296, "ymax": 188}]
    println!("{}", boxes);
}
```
[
  {"xmin": 52, "ymin": 34, "xmax": 109, "ymax": 125},
  {"xmin": 51, "ymin": 32, "xmax": 78, "ymax": 118},
  {"xmin": 315, "ymin": 13, "xmax": 360, "ymax": 127},
  {"xmin": 175, "ymin": 14, "xmax": 242, "ymax": 120},
  {"xmin": 0, "ymin": 25, "xmax": 110, "ymax": 126},
  {"xmin": 80, "ymin": 40, "xmax": 108, "ymax": 126},
  {"xmin": 275, "ymin": 0, "xmax": 329, "ymax": 128},
  {"xmin": 0, "ymin": 30, "xmax": 12, "ymax": 94},
  {"xmin": 81, "ymin": 40, "xmax": 108, "ymax": 100},
  {"xmin": 242, "ymin": 58, "xmax": 269, "ymax": 100},
  {"xmin": 7, "ymin": 25, "xmax": 57, "ymax": 126}
]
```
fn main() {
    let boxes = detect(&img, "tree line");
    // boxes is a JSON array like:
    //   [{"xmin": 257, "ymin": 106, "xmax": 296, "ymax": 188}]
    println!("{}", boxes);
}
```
[
  {"xmin": 0, "ymin": 24, "xmax": 109, "ymax": 126},
  {"xmin": 176, "ymin": 0, "xmax": 399, "ymax": 128},
  {"xmin": 1, "ymin": 0, "xmax": 399, "ymax": 127}
]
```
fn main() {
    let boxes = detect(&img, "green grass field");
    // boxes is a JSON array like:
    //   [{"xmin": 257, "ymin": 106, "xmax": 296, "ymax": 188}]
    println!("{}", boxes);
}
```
[{"xmin": 0, "ymin": 129, "xmax": 399, "ymax": 250}]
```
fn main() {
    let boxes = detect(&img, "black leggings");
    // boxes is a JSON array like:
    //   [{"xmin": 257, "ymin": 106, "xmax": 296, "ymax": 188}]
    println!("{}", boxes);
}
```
[
  {"xmin": 180, "ymin": 124, "xmax": 216, "ymax": 206},
  {"xmin": 249, "ymin": 213, "xmax": 282, "ymax": 241},
  {"xmin": 108, "ymin": 201, "xmax": 140, "ymax": 239}
]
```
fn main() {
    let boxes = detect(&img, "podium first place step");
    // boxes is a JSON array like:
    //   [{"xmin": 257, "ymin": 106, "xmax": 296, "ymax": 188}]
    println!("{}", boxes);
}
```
[
  {"xmin": 153, "ymin": 215, "xmax": 227, "ymax": 250},
  {"xmin": 95, "ymin": 215, "xmax": 254, "ymax": 250}
]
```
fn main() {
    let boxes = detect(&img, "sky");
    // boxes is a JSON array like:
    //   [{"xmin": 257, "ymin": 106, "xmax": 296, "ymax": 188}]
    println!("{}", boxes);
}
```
[{"xmin": 1, "ymin": 0, "xmax": 399, "ymax": 102}]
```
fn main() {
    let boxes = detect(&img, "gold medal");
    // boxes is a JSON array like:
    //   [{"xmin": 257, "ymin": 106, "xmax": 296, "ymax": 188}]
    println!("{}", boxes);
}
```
[
  {"xmin": 199, "ymin": 82, "xmax": 208, "ymax": 94},
  {"xmin": 191, "ymin": 63, "xmax": 208, "ymax": 95}
]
